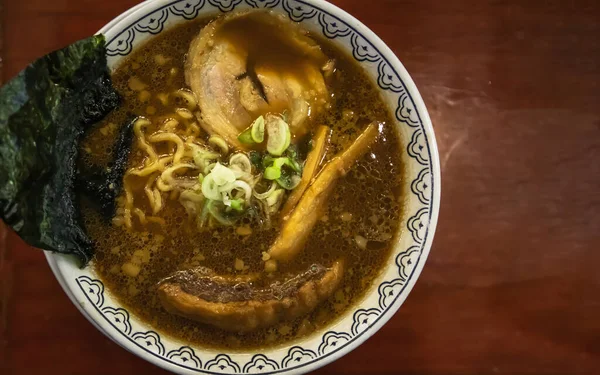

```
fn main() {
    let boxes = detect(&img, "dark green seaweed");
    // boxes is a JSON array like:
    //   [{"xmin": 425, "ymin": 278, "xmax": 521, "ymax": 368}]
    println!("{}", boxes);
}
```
[
  {"xmin": 77, "ymin": 116, "xmax": 135, "ymax": 219},
  {"xmin": 0, "ymin": 35, "xmax": 120, "ymax": 265}
]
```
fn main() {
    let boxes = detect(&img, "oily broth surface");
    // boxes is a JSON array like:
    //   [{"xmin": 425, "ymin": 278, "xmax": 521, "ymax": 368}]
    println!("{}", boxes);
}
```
[{"xmin": 81, "ymin": 15, "xmax": 403, "ymax": 350}]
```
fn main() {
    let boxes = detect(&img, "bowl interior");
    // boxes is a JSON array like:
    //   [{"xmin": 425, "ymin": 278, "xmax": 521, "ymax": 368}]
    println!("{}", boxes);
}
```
[{"xmin": 46, "ymin": 1, "xmax": 440, "ymax": 374}]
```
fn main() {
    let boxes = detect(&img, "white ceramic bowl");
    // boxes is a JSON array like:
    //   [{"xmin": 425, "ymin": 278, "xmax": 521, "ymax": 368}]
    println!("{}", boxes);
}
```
[{"xmin": 46, "ymin": 0, "xmax": 440, "ymax": 373}]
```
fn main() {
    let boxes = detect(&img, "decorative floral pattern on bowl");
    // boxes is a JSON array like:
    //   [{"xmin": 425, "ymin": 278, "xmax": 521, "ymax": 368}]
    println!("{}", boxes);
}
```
[{"xmin": 46, "ymin": 0, "xmax": 440, "ymax": 374}]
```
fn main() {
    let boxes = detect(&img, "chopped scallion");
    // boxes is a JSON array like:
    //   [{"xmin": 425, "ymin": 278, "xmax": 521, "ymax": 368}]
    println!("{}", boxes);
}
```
[
  {"xmin": 237, "ymin": 128, "xmax": 255, "ymax": 145},
  {"xmin": 264, "ymin": 166, "xmax": 281, "ymax": 180},
  {"xmin": 251, "ymin": 115, "xmax": 265, "ymax": 143},
  {"xmin": 266, "ymin": 114, "xmax": 291, "ymax": 156},
  {"xmin": 230, "ymin": 199, "xmax": 244, "ymax": 212}
]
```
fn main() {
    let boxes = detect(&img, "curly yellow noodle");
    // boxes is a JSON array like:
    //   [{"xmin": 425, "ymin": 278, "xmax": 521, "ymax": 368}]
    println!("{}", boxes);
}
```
[
  {"xmin": 188, "ymin": 122, "xmax": 201, "ymax": 137},
  {"xmin": 124, "ymin": 184, "xmax": 134, "ymax": 206},
  {"xmin": 123, "ymin": 209, "xmax": 132, "ymax": 229},
  {"xmin": 162, "ymin": 118, "xmax": 179, "ymax": 131},
  {"xmin": 115, "ymin": 113, "xmax": 213, "ymax": 232},
  {"xmin": 133, "ymin": 208, "xmax": 147, "ymax": 224},
  {"xmin": 153, "ymin": 189, "xmax": 163, "ymax": 213},
  {"xmin": 142, "ymin": 174, "xmax": 161, "ymax": 214},
  {"xmin": 157, "ymin": 163, "xmax": 197, "ymax": 192},
  {"xmin": 147, "ymin": 216, "xmax": 166, "ymax": 226},
  {"xmin": 133, "ymin": 118, "xmax": 158, "ymax": 163},
  {"xmin": 183, "ymin": 142, "xmax": 199, "ymax": 159},
  {"xmin": 112, "ymin": 216, "xmax": 124, "ymax": 227},
  {"xmin": 148, "ymin": 132, "xmax": 185, "ymax": 164},
  {"xmin": 172, "ymin": 88, "xmax": 197, "ymax": 110},
  {"xmin": 127, "ymin": 156, "xmax": 173, "ymax": 177},
  {"xmin": 122, "ymin": 183, "xmax": 135, "ymax": 230},
  {"xmin": 156, "ymin": 177, "xmax": 172, "ymax": 192}
]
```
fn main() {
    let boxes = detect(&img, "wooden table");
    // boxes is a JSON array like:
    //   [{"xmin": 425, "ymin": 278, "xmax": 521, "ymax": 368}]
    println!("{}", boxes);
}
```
[{"xmin": 1, "ymin": 0, "xmax": 599, "ymax": 374}]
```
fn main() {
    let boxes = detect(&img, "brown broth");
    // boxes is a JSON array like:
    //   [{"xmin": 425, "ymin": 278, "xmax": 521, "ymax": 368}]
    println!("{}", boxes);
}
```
[{"xmin": 81, "ymin": 13, "xmax": 404, "ymax": 351}]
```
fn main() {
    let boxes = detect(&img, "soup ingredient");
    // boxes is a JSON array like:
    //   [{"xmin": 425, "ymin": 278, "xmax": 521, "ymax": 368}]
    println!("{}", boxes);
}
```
[
  {"xmin": 354, "ymin": 235, "xmax": 368, "ymax": 250},
  {"xmin": 208, "ymin": 135, "xmax": 229, "ymax": 155},
  {"xmin": 201, "ymin": 161, "xmax": 253, "ymax": 216},
  {"xmin": 237, "ymin": 127, "xmax": 255, "ymax": 145},
  {"xmin": 157, "ymin": 260, "xmax": 344, "ymax": 332},
  {"xmin": 0, "ymin": 35, "xmax": 120, "ymax": 265},
  {"xmin": 238, "ymin": 115, "xmax": 265, "ymax": 145},
  {"xmin": 77, "ymin": 117, "xmax": 134, "ymax": 219},
  {"xmin": 281, "ymin": 125, "xmax": 330, "ymax": 217},
  {"xmin": 263, "ymin": 156, "xmax": 300, "ymax": 181},
  {"xmin": 269, "ymin": 123, "xmax": 380, "ymax": 262},
  {"xmin": 250, "ymin": 115, "xmax": 265, "ymax": 143},
  {"xmin": 265, "ymin": 113, "xmax": 291, "ymax": 156},
  {"xmin": 185, "ymin": 11, "xmax": 330, "ymax": 148}
]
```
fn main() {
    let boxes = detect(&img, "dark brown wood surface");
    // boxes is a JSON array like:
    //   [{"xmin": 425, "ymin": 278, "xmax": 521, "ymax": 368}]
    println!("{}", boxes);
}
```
[{"xmin": 1, "ymin": 0, "xmax": 599, "ymax": 374}]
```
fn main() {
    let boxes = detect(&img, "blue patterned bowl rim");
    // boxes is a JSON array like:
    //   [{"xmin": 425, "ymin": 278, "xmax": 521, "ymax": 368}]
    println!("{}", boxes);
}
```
[{"xmin": 45, "ymin": 1, "xmax": 441, "ymax": 374}]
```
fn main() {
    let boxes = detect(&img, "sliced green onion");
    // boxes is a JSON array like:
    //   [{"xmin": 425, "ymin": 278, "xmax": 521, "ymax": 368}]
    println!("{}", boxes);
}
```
[
  {"xmin": 204, "ymin": 162, "xmax": 217, "ymax": 175},
  {"xmin": 201, "ymin": 174, "xmax": 221, "ymax": 201},
  {"xmin": 275, "ymin": 157, "xmax": 302, "ymax": 172},
  {"xmin": 222, "ymin": 192, "xmax": 232, "ymax": 207},
  {"xmin": 251, "ymin": 115, "xmax": 265, "ymax": 143},
  {"xmin": 253, "ymin": 182, "xmax": 277, "ymax": 200},
  {"xmin": 210, "ymin": 162, "xmax": 236, "ymax": 185},
  {"xmin": 219, "ymin": 180, "xmax": 252, "ymax": 201},
  {"xmin": 276, "ymin": 157, "xmax": 300, "ymax": 172},
  {"xmin": 265, "ymin": 189, "xmax": 286, "ymax": 213},
  {"xmin": 272, "ymin": 157, "xmax": 288, "ymax": 169},
  {"xmin": 201, "ymin": 163, "xmax": 236, "ymax": 201},
  {"xmin": 230, "ymin": 199, "xmax": 245, "ymax": 212},
  {"xmin": 277, "ymin": 173, "xmax": 302, "ymax": 190},
  {"xmin": 264, "ymin": 166, "xmax": 281, "ymax": 180},
  {"xmin": 266, "ymin": 115, "xmax": 291, "ymax": 156},
  {"xmin": 229, "ymin": 153, "xmax": 252, "ymax": 175},
  {"xmin": 261, "ymin": 155, "xmax": 303, "ymax": 185},
  {"xmin": 262, "ymin": 155, "xmax": 274, "ymax": 169},
  {"xmin": 284, "ymin": 147, "xmax": 303, "ymax": 173},
  {"xmin": 238, "ymin": 128, "xmax": 255, "ymax": 145}
]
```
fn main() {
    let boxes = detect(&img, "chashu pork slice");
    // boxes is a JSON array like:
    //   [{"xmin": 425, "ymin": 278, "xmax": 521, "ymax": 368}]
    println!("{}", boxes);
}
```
[
  {"xmin": 185, "ymin": 11, "xmax": 331, "ymax": 149},
  {"xmin": 157, "ymin": 260, "xmax": 344, "ymax": 332}
]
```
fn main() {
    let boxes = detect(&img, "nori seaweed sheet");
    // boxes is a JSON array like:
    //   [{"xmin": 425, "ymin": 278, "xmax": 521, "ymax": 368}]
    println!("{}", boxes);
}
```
[{"xmin": 0, "ymin": 35, "xmax": 121, "ymax": 265}]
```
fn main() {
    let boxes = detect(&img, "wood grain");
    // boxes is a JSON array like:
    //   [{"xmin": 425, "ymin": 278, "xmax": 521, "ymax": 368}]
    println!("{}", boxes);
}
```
[{"xmin": 1, "ymin": 0, "xmax": 600, "ymax": 374}]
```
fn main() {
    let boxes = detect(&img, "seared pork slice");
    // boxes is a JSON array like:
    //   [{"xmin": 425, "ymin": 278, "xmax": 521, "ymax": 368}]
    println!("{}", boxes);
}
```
[
  {"xmin": 185, "ymin": 11, "xmax": 330, "ymax": 148},
  {"xmin": 157, "ymin": 260, "xmax": 344, "ymax": 332}
]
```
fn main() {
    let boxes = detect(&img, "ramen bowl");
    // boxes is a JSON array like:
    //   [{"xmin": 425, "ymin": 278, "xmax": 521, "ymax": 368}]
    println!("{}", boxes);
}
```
[{"xmin": 46, "ymin": 0, "xmax": 440, "ymax": 373}]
